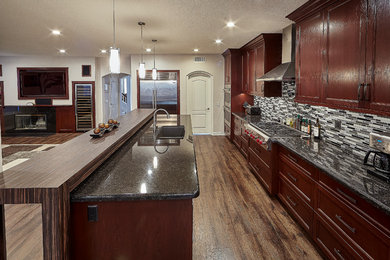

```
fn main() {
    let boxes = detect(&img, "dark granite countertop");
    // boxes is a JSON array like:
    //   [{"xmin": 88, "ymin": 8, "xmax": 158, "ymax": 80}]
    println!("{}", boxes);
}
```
[
  {"xmin": 232, "ymin": 112, "xmax": 390, "ymax": 215},
  {"xmin": 274, "ymin": 136, "xmax": 390, "ymax": 215},
  {"xmin": 71, "ymin": 115, "xmax": 199, "ymax": 202}
]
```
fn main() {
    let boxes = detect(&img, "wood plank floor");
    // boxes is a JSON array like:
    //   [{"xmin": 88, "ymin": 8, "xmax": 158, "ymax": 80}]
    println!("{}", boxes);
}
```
[
  {"xmin": 2, "ymin": 133, "xmax": 82, "ymax": 144},
  {"xmin": 193, "ymin": 136, "xmax": 322, "ymax": 260}
]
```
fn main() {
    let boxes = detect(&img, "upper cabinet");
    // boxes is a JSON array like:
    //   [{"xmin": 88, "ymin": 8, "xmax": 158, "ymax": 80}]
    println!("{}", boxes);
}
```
[
  {"xmin": 367, "ymin": 0, "xmax": 390, "ymax": 113},
  {"xmin": 288, "ymin": 0, "xmax": 390, "ymax": 115},
  {"xmin": 240, "ymin": 34, "xmax": 282, "ymax": 97}
]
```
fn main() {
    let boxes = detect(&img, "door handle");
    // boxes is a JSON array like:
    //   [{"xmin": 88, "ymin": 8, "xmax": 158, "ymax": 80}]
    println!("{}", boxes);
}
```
[
  {"xmin": 364, "ymin": 83, "xmax": 370, "ymax": 101},
  {"xmin": 206, "ymin": 108, "xmax": 210, "ymax": 110},
  {"xmin": 357, "ymin": 83, "xmax": 364, "ymax": 101}
]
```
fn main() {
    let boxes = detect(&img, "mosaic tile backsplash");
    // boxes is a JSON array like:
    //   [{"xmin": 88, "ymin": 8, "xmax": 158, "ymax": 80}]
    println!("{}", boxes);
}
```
[{"xmin": 254, "ymin": 82, "xmax": 390, "ymax": 157}]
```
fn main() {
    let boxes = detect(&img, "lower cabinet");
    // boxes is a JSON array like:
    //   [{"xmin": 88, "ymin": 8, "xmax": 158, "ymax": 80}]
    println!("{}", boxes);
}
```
[
  {"xmin": 248, "ymin": 138, "xmax": 277, "ymax": 194},
  {"xmin": 278, "ymin": 176, "xmax": 314, "ymax": 235},
  {"xmin": 277, "ymin": 145, "xmax": 390, "ymax": 260}
]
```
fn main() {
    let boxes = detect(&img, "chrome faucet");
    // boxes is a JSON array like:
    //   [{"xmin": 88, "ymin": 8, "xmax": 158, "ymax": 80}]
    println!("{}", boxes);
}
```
[{"xmin": 153, "ymin": 108, "xmax": 170, "ymax": 134}]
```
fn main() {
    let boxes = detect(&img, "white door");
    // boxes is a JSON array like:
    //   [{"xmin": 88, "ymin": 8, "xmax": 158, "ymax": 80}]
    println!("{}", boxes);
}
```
[{"xmin": 187, "ymin": 75, "xmax": 212, "ymax": 134}]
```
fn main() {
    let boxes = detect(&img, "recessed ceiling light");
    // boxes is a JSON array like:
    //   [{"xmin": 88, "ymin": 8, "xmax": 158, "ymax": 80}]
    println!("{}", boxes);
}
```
[
  {"xmin": 227, "ymin": 21, "xmax": 235, "ymax": 28},
  {"xmin": 59, "ymin": 49, "xmax": 66, "ymax": 54},
  {"xmin": 51, "ymin": 30, "xmax": 61, "ymax": 35},
  {"xmin": 101, "ymin": 49, "xmax": 107, "ymax": 53},
  {"xmin": 146, "ymin": 48, "xmax": 152, "ymax": 52},
  {"xmin": 215, "ymin": 39, "xmax": 222, "ymax": 44},
  {"xmin": 193, "ymin": 49, "xmax": 199, "ymax": 52}
]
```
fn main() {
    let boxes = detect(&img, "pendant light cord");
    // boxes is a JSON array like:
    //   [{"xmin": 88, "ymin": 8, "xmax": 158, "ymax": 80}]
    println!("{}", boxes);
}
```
[
  {"xmin": 153, "ymin": 41, "xmax": 156, "ymax": 68},
  {"xmin": 140, "ymin": 24, "xmax": 144, "ymax": 63},
  {"xmin": 112, "ymin": 0, "xmax": 116, "ymax": 48}
]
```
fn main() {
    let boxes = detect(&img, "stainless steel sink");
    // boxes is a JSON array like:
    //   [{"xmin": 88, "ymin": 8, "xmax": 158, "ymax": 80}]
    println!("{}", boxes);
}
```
[{"xmin": 156, "ymin": 125, "xmax": 185, "ymax": 139}]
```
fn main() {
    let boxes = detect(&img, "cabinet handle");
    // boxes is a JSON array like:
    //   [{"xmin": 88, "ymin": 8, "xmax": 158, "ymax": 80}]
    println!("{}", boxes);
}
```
[
  {"xmin": 335, "ymin": 214, "xmax": 356, "ymax": 234},
  {"xmin": 287, "ymin": 154, "xmax": 298, "ymax": 163},
  {"xmin": 287, "ymin": 172, "xmax": 297, "ymax": 182},
  {"xmin": 357, "ymin": 83, "xmax": 364, "ymax": 101},
  {"xmin": 336, "ymin": 188, "xmax": 357, "ymax": 204},
  {"xmin": 287, "ymin": 195, "xmax": 297, "ymax": 207},
  {"xmin": 364, "ymin": 83, "xmax": 370, "ymax": 101},
  {"xmin": 333, "ymin": 248, "xmax": 345, "ymax": 260}
]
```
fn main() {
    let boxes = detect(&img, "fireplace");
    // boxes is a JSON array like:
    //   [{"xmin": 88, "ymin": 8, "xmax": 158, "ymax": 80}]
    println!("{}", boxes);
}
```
[
  {"xmin": 15, "ymin": 114, "xmax": 48, "ymax": 131},
  {"xmin": 3, "ymin": 106, "xmax": 56, "ymax": 135}
]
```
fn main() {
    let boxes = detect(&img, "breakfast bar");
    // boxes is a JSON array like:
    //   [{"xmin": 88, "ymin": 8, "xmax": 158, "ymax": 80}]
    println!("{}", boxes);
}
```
[{"xmin": 0, "ymin": 109, "xmax": 200, "ymax": 259}]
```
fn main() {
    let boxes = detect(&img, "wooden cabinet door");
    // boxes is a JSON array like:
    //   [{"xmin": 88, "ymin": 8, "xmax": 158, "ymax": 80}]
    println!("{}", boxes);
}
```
[
  {"xmin": 248, "ymin": 49, "xmax": 256, "ymax": 95},
  {"xmin": 323, "ymin": 0, "xmax": 366, "ymax": 108},
  {"xmin": 366, "ymin": 0, "xmax": 390, "ymax": 113},
  {"xmin": 242, "ymin": 52, "xmax": 248, "ymax": 93},
  {"xmin": 295, "ymin": 13, "xmax": 323, "ymax": 103}
]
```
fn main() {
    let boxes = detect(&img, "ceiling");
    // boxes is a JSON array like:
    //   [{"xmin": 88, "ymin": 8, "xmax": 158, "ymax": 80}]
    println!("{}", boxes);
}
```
[{"xmin": 0, "ymin": 0, "xmax": 306, "ymax": 57}]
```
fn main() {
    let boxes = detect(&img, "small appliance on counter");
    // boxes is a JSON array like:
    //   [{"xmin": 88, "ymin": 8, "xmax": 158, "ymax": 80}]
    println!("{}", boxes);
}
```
[
  {"xmin": 364, "ymin": 132, "xmax": 390, "ymax": 182},
  {"xmin": 243, "ymin": 102, "xmax": 261, "ymax": 115}
]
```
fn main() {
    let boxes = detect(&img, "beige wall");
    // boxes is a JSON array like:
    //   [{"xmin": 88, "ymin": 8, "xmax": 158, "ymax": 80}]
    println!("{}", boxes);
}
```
[
  {"xmin": 0, "ymin": 55, "xmax": 95, "ymax": 106},
  {"xmin": 130, "ymin": 54, "xmax": 224, "ymax": 134}
]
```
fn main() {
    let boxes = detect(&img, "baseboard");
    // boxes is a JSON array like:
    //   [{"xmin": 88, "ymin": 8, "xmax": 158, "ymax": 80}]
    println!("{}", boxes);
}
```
[{"xmin": 212, "ymin": 132, "xmax": 225, "ymax": 136}]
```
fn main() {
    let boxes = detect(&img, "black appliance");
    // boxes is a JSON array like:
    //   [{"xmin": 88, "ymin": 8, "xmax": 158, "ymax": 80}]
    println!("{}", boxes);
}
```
[
  {"xmin": 364, "ymin": 132, "xmax": 390, "ymax": 182},
  {"xmin": 246, "ymin": 106, "xmax": 261, "ymax": 115}
]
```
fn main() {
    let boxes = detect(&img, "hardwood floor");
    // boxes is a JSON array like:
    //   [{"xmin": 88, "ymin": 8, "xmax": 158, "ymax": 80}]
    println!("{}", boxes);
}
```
[
  {"xmin": 2, "ymin": 133, "xmax": 82, "ymax": 144},
  {"xmin": 193, "ymin": 136, "xmax": 322, "ymax": 259}
]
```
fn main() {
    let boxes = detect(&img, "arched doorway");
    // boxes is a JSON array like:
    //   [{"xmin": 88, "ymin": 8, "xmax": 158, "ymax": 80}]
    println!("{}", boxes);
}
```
[{"xmin": 186, "ymin": 71, "xmax": 213, "ymax": 134}]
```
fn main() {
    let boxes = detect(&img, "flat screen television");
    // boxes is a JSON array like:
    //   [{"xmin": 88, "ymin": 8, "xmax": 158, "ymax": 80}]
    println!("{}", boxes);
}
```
[{"xmin": 18, "ymin": 68, "xmax": 68, "ymax": 99}]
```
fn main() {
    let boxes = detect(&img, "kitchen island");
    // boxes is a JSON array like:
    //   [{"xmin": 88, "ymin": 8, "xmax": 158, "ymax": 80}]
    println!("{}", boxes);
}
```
[
  {"xmin": 70, "ymin": 115, "xmax": 198, "ymax": 259},
  {"xmin": 0, "ymin": 109, "xmax": 199, "ymax": 259}
]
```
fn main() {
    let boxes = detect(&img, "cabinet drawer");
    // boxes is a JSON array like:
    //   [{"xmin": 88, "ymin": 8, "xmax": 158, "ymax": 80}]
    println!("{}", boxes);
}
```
[
  {"xmin": 279, "ymin": 157, "xmax": 316, "ymax": 206},
  {"xmin": 319, "ymin": 171, "xmax": 390, "ymax": 235},
  {"xmin": 249, "ymin": 148, "xmax": 271, "ymax": 191},
  {"xmin": 241, "ymin": 140, "xmax": 249, "ymax": 159},
  {"xmin": 233, "ymin": 135, "xmax": 241, "ymax": 149},
  {"xmin": 315, "ymin": 215, "xmax": 361, "ymax": 260},
  {"xmin": 249, "ymin": 138, "xmax": 271, "ymax": 166},
  {"xmin": 240, "ymin": 133, "xmax": 249, "ymax": 146},
  {"xmin": 317, "ymin": 187, "xmax": 389, "ymax": 260},
  {"xmin": 279, "ymin": 177, "xmax": 314, "ymax": 235},
  {"xmin": 279, "ymin": 146, "xmax": 318, "ymax": 180}
]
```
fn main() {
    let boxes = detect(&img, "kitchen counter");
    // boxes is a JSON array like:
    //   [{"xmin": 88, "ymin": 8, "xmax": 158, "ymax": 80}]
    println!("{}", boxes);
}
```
[
  {"xmin": 275, "ymin": 136, "xmax": 390, "ymax": 215},
  {"xmin": 71, "ymin": 115, "xmax": 199, "ymax": 202},
  {"xmin": 232, "ymin": 112, "xmax": 390, "ymax": 215}
]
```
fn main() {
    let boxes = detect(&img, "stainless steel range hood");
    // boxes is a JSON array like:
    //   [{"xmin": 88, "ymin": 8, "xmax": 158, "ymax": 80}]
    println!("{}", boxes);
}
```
[{"xmin": 257, "ymin": 24, "xmax": 296, "ymax": 82}]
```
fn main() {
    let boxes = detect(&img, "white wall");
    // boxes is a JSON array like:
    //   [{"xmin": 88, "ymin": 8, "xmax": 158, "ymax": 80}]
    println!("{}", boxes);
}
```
[
  {"xmin": 130, "ymin": 54, "xmax": 224, "ymax": 134},
  {"xmin": 0, "ymin": 55, "xmax": 95, "ymax": 106}
]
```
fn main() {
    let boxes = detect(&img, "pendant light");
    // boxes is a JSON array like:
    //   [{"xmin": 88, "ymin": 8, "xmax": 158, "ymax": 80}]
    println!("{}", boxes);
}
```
[
  {"xmin": 109, "ymin": 0, "xmax": 120, "ymax": 73},
  {"xmin": 152, "ymin": 39, "xmax": 157, "ymax": 80},
  {"xmin": 138, "ymin": 22, "xmax": 146, "ymax": 79}
]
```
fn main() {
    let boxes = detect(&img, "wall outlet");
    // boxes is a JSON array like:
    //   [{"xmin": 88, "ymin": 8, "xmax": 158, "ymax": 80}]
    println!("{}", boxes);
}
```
[{"xmin": 335, "ymin": 119, "xmax": 342, "ymax": 130}]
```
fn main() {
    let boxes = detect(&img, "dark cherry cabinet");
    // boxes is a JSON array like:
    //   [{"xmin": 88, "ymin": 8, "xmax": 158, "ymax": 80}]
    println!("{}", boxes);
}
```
[
  {"xmin": 248, "ymin": 49, "xmax": 256, "ymax": 95},
  {"xmin": 295, "ymin": 12, "xmax": 323, "ymax": 103},
  {"xmin": 367, "ymin": 0, "xmax": 390, "ymax": 113},
  {"xmin": 323, "ymin": 0, "xmax": 366, "ymax": 108},
  {"xmin": 240, "ymin": 34, "xmax": 282, "ymax": 97},
  {"xmin": 289, "ymin": 0, "xmax": 390, "ymax": 116},
  {"xmin": 241, "ymin": 51, "xmax": 249, "ymax": 93},
  {"xmin": 277, "ymin": 144, "xmax": 390, "ymax": 260},
  {"xmin": 223, "ymin": 49, "xmax": 253, "ymax": 140}
]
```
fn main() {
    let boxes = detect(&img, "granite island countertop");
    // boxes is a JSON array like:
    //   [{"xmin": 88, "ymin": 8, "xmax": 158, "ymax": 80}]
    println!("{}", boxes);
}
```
[
  {"xmin": 232, "ymin": 112, "xmax": 390, "ymax": 215},
  {"xmin": 71, "ymin": 115, "xmax": 199, "ymax": 202}
]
